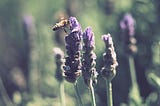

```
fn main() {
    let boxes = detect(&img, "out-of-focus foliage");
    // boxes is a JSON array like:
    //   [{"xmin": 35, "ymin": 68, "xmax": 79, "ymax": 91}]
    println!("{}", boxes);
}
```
[{"xmin": 0, "ymin": 0, "xmax": 160, "ymax": 106}]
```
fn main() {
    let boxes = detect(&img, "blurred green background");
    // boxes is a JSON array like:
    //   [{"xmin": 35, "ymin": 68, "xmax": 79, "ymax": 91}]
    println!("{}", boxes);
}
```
[{"xmin": 0, "ymin": 0, "xmax": 160, "ymax": 106}]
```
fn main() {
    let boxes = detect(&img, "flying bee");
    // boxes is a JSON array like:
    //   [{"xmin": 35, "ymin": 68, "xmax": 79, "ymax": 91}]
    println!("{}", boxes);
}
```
[{"xmin": 52, "ymin": 18, "xmax": 70, "ymax": 33}]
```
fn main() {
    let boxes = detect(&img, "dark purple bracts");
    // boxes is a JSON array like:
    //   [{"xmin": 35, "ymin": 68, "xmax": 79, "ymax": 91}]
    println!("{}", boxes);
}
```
[{"xmin": 101, "ymin": 34, "xmax": 118, "ymax": 80}]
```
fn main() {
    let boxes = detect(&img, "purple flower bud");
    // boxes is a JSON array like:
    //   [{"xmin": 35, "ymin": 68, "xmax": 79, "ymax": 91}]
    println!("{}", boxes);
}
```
[
  {"xmin": 23, "ymin": 15, "xmax": 36, "ymax": 36},
  {"xmin": 83, "ymin": 27, "xmax": 95, "ymax": 48},
  {"xmin": 69, "ymin": 17, "xmax": 82, "ymax": 33},
  {"xmin": 23, "ymin": 15, "xmax": 34, "ymax": 28},
  {"xmin": 102, "ymin": 34, "xmax": 113, "ymax": 47},
  {"xmin": 120, "ymin": 13, "xmax": 135, "ymax": 36}
]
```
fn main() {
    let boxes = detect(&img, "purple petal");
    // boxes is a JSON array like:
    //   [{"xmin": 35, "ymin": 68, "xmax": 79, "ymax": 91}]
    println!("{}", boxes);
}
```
[
  {"xmin": 23, "ymin": 15, "xmax": 34, "ymax": 27},
  {"xmin": 120, "ymin": 13, "xmax": 136, "ymax": 36},
  {"xmin": 102, "ymin": 34, "xmax": 113, "ymax": 45},
  {"xmin": 69, "ymin": 17, "xmax": 81, "ymax": 32}
]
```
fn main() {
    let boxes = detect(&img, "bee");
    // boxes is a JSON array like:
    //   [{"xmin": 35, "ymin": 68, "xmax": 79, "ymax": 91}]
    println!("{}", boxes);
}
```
[{"xmin": 52, "ymin": 18, "xmax": 70, "ymax": 33}]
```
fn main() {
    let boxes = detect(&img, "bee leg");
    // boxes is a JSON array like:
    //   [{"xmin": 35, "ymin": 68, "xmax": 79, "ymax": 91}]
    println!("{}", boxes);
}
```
[
  {"xmin": 63, "ymin": 27, "xmax": 70, "ymax": 34},
  {"xmin": 64, "ymin": 28, "xmax": 68, "ymax": 34}
]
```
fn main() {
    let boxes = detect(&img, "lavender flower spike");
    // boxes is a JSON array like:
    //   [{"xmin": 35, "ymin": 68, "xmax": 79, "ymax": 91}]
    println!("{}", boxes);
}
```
[
  {"xmin": 53, "ymin": 47, "xmax": 65, "ymax": 82},
  {"xmin": 63, "ymin": 17, "xmax": 82, "ymax": 83},
  {"xmin": 101, "ymin": 34, "xmax": 118, "ymax": 80},
  {"xmin": 82, "ymin": 27, "xmax": 98, "ymax": 87},
  {"xmin": 120, "ymin": 13, "xmax": 137, "ymax": 54}
]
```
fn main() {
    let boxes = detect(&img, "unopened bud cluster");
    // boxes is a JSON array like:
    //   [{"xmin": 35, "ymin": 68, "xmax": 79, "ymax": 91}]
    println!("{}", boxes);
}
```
[
  {"xmin": 53, "ymin": 17, "xmax": 118, "ymax": 84},
  {"xmin": 82, "ymin": 27, "xmax": 98, "ymax": 87},
  {"xmin": 63, "ymin": 17, "xmax": 82, "ymax": 83},
  {"xmin": 101, "ymin": 34, "xmax": 118, "ymax": 80},
  {"xmin": 53, "ymin": 47, "xmax": 65, "ymax": 82}
]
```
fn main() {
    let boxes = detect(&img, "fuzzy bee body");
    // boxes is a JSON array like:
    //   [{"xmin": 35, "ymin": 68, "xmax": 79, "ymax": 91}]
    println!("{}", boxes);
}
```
[{"xmin": 52, "ymin": 19, "xmax": 70, "ymax": 32}]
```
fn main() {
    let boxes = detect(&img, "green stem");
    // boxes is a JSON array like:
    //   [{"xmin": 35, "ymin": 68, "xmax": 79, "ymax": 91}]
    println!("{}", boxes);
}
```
[
  {"xmin": 157, "ymin": 91, "xmax": 160, "ymax": 105},
  {"xmin": 106, "ymin": 80, "xmax": 113, "ymax": 106},
  {"xmin": 59, "ymin": 82, "xmax": 65, "ymax": 106},
  {"xmin": 128, "ymin": 56, "xmax": 142, "ymax": 104},
  {"xmin": 89, "ymin": 80, "xmax": 96, "ymax": 106},
  {"xmin": 159, "ymin": 41, "xmax": 160, "ymax": 64},
  {"xmin": 128, "ymin": 56, "xmax": 138, "ymax": 87},
  {"xmin": 0, "ymin": 77, "xmax": 15, "ymax": 106},
  {"xmin": 74, "ymin": 82, "xmax": 83, "ymax": 106}
]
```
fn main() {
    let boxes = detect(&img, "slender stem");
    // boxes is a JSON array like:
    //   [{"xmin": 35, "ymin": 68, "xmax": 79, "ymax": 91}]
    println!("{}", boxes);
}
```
[
  {"xmin": 106, "ymin": 80, "xmax": 113, "ymax": 106},
  {"xmin": 0, "ymin": 77, "xmax": 15, "ymax": 106},
  {"xmin": 59, "ymin": 82, "xmax": 65, "ymax": 106},
  {"xmin": 74, "ymin": 82, "xmax": 83, "ymax": 106},
  {"xmin": 128, "ymin": 56, "xmax": 138, "ymax": 87},
  {"xmin": 128, "ymin": 56, "xmax": 142, "ymax": 104},
  {"xmin": 159, "ymin": 41, "xmax": 160, "ymax": 64},
  {"xmin": 157, "ymin": 91, "xmax": 160, "ymax": 105},
  {"xmin": 89, "ymin": 80, "xmax": 96, "ymax": 106}
]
